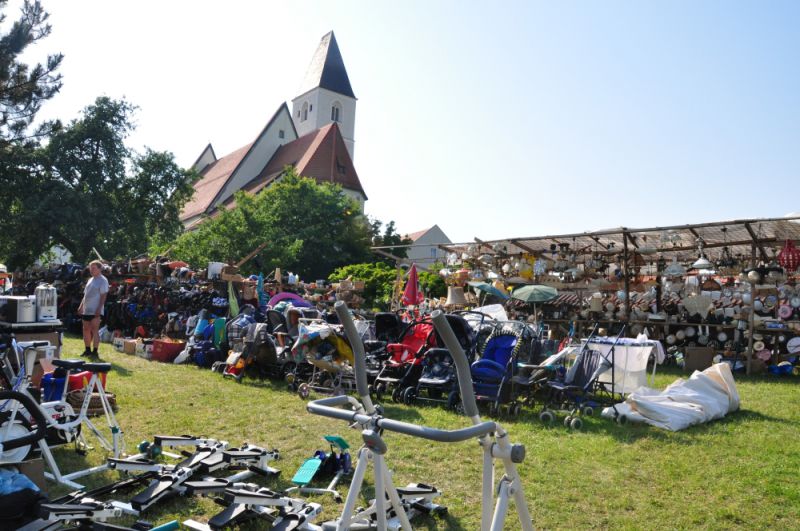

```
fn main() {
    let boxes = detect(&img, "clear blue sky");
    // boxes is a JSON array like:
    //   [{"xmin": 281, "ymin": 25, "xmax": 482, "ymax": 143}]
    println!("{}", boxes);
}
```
[{"xmin": 24, "ymin": 1, "xmax": 800, "ymax": 242}]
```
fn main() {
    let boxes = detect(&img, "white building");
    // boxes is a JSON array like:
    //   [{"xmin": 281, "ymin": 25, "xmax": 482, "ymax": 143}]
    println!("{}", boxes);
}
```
[{"xmin": 404, "ymin": 225, "xmax": 452, "ymax": 270}]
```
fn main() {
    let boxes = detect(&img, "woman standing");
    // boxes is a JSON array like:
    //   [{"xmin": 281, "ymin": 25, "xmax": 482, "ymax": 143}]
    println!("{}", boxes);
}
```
[{"xmin": 77, "ymin": 260, "xmax": 109, "ymax": 359}]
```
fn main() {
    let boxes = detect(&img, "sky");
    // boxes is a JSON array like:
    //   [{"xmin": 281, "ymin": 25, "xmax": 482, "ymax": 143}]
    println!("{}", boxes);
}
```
[{"xmin": 15, "ymin": 0, "xmax": 800, "ymax": 243}]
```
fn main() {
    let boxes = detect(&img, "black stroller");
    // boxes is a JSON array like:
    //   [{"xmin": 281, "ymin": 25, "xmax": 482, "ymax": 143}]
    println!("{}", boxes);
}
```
[
  {"xmin": 364, "ymin": 312, "xmax": 404, "ymax": 384},
  {"xmin": 539, "ymin": 327, "xmax": 626, "ymax": 429},
  {"xmin": 404, "ymin": 313, "xmax": 476, "ymax": 408}
]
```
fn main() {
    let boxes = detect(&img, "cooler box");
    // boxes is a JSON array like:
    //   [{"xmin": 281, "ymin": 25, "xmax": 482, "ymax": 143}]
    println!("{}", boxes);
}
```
[
  {"xmin": 151, "ymin": 339, "xmax": 185, "ymax": 363},
  {"xmin": 41, "ymin": 373, "xmax": 66, "ymax": 401},
  {"xmin": 113, "ymin": 337, "xmax": 125, "ymax": 352}
]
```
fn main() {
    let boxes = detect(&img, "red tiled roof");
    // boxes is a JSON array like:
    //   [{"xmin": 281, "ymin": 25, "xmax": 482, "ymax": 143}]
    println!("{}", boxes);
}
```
[
  {"xmin": 405, "ymin": 228, "xmax": 431, "ymax": 242},
  {"xmin": 180, "ymin": 142, "xmax": 253, "ymax": 220},
  {"xmin": 242, "ymin": 122, "xmax": 366, "ymax": 198}
]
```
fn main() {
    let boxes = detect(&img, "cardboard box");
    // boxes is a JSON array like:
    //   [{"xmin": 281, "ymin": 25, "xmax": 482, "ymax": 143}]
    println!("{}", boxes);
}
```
[
  {"xmin": 18, "ymin": 458, "xmax": 47, "ymax": 495},
  {"xmin": 684, "ymin": 347, "xmax": 715, "ymax": 372},
  {"xmin": 113, "ymin": 337, "xmax": 125, "ymax": 352},
  {"xmin": 123, "ymin": 339, "xmax": 137, "ymax": 355}
]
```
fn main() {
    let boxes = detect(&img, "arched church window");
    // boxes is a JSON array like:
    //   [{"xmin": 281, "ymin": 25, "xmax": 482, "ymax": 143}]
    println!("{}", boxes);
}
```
[
  {"xmin": 331, "ymin": 102, "xmax": 341, "ymax": 122},
  {"xmin": 301, "ymin": 102, "xmax": 308, "ymax": 122}
]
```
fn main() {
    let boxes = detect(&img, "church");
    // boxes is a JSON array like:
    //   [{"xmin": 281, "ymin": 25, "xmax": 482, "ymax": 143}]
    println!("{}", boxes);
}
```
[{"xmin": 180, "ymin": 31, "xmax": 366, "ymax": 229}]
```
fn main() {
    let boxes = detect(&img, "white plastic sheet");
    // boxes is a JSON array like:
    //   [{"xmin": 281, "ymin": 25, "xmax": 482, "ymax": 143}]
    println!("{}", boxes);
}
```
[{"xmin": 602, "ymin": 363, "xmax": 740, "ymax": 431}]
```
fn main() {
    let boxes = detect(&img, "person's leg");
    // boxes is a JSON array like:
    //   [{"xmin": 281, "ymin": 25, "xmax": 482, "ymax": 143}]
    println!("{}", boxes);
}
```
[
  {"xmin": 91, "ymin": 316, "xmax": 101, "ymax": 356},
  {"xmin": 82, "ymin": 318, "xmax": 92, "ymax": 356}
]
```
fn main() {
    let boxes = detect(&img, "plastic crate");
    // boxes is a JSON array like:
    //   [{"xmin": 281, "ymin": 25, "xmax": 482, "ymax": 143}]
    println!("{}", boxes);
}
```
[{"xmin": 151, "ymin": 339, "xmax": 185, "ymax": 363}]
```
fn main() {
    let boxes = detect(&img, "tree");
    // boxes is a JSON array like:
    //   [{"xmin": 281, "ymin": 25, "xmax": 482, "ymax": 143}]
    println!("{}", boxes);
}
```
[
  {"xmin": 328, "ymin": 261, "xmax": 398, "ymax": 310},
  {"xmin": 0, "ymin": 0, "xmax": 62, "ymax": 144},
  {"xmin": 369, "ymin": 219, "xmax": 412, "ymax": 265},
  {"xmin": 0, "ymin": 97, "xmax": 197, "ymax": 267},
  {"xmin": 0, "ymin": 0, "xmax": 63, "ymax": 267},
  {"xmin": 170, "ymin": 168, "xmax": 374, "ymax": 279}
]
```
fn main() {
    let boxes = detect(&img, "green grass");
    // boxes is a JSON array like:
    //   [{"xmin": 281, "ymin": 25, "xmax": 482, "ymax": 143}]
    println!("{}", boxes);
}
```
[{"xmin": 46, "ymin": 336, "xmax": 800, "ymax": 530}]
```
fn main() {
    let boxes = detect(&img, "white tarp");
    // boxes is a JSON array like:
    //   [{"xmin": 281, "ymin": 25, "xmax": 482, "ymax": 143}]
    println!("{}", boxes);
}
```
[{"xmin": 601, "ymin": 363, "xmax": 740, "ymax": 431}]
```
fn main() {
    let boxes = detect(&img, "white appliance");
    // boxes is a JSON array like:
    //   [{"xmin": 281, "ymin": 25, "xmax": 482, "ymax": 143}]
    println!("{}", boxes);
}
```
[
  {"xmin": 35, "ymin": 284, "xmax": 58, "ymax": 322},
  {"xmin": 0, "ymin": 296, "xmax": 36, "ymax": 323}
]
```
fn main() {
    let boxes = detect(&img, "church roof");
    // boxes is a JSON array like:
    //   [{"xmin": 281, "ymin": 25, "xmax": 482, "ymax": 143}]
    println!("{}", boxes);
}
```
[
  {"xmin": 297, "ymin": 31, "xmax": 355, "ymax": 99},
  {"xmin": 180, "ymin": 142, "xmax": 253, "ymax": 220},
  {"xmin": 243, "ymin": 122, "xmax": 366, "ymax": 199}
]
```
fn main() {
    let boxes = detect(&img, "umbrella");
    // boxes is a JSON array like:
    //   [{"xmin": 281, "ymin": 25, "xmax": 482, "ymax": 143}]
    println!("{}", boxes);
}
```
[
  {"xmin": 467, "ymin": 281, "xmax": 509, "ymax": 300},
  {"xmin": 511, "ymin": 285, "xmax": 558, "ymax": 304},
  {"xmin": 511, "ymin": 284, "xmax": 558, "ymax": 328},
  {"xmin": 402, "ymin": 264, "xmax": 424, "ymax": 307},
  {"xmin": 227, "ymin": 281, "xmax": 240, "ymax": 317},
  {"xmin": 267, "ymin": 291, "xmax": 313, "ymax": 308}
]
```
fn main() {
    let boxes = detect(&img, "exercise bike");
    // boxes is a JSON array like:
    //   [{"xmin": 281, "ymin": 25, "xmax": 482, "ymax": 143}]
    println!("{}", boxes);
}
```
[
  {"xmin": 301, "ymin": 303, "xmax": 502, "ymax": 530},
  {"xmin": 0, "ymin": 337, "xmax": 124, "ymax": 488}
]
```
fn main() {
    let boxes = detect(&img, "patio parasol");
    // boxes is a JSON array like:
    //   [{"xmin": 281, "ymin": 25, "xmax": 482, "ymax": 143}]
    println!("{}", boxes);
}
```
[
  {"xmin": 402, "ymin": 264, "xmax": 424, "ymax": 307},
  {"xmin": 467, "ymin": 281, "xmax": 510, "ymax": 301}
]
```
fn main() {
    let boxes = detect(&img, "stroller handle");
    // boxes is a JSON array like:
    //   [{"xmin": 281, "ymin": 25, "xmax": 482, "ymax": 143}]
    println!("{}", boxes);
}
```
[
  {"xmin": 431, "ymin": 310, "xmax": 480, "ymax": 420},
  {"xmin": 307, "ymin": 395, "xmax": 496, "ymax": 442},
  {"xmin": 334, "ymin": 302, "xmax": 372, "ymax": 406}
]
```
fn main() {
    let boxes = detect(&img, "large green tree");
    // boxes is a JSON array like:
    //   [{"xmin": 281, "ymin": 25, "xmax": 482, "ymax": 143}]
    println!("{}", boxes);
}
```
[
  {"xmin": 0, "ymin": 0, "xmax": 63, "ymax": 268},
  {"xmin": 1, "ymin": 97, "xmax": 197, "ymax": 266},
  {"xmin": 170, "ymin": 169, "xmax": 375, "ymax": 279}
]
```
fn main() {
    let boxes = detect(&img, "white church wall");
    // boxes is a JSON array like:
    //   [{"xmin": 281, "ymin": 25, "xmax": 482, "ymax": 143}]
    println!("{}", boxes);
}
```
[{"xmin": 214, "ymin": 107, "xmax": 297, "ymax": 207}]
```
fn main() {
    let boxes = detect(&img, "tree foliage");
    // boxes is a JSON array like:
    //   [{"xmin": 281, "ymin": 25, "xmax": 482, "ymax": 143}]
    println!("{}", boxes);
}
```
[
  {"xmin": 328, "ymin": 261, "xmax": 398, "ymax": 310},
  {"xmin": 369, "ymin": 219, "xmax": 411, "ymax": 265},
  {"xmin": 170, "ymin": 169, "xmax": 374, "ymax": 279},
  {"xmin": 0, "ymin": 97, "xmax": 197, "ymax": 267},
  {"xmin": 0, "ymin": 0, "xmax": 62, "ymax": 144}
]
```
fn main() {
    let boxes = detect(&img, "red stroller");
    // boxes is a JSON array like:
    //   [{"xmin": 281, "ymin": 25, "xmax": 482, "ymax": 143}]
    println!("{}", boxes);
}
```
[{"xmin": 371, "ymin": 318, "xmax": 437, "ymax": 403}]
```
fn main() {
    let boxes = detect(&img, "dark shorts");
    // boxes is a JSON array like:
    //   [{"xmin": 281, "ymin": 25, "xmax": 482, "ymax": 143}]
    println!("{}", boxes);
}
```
[{"xmin": 81, "ymin": 314, "xmax": 99, "ymax": 322}]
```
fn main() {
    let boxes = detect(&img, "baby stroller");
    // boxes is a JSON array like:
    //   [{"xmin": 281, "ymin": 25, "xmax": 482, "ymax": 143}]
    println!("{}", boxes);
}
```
[
  {"xmin": 404, "ymin": 314, "xmax": 476, "ymax": 407},
  {"xmin": 539, "ymin": 327, "xmax": 625, "ymax": 429},
  {"xmin": 222, "ymin": 322, "xmax": 289, "ymax": 382},
  {"xmin": 467, "ymin": 321, "xmax": 532, "ymax": 417},
  {"xmin": 371, "ymin": 317, "xmax": 437, "ymax": 403},
  {"xmin": 293, "ymin": 322, "xmax": 357, "ymax": 399},
  {"xmin": 364, "ymin": 312, "xmax": 404, "ymax": 383}
]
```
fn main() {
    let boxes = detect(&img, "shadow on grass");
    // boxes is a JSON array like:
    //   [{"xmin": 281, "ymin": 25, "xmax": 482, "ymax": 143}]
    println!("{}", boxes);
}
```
[{"xmin": 568, "ymin": 406, "xmax": 792, "ymax": 445}]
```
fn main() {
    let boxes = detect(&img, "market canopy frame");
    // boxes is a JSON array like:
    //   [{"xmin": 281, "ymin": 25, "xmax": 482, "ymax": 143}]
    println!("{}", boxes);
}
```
[{"xmin": 434, "ymin": 216, "xmax": 800, "ymax": 264}]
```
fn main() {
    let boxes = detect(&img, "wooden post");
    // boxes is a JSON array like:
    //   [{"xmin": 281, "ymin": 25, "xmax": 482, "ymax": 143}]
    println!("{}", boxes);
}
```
[
  {"xmin": 746, "ymin": 243, "xmax": 756, "ymax": 375},
  {"xmin": 622, "ymin": 231, "xmax": 632, "ymax": 325}
]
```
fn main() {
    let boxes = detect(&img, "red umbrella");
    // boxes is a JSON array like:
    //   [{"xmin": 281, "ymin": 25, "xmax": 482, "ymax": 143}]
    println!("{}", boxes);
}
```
[{"xmin": 402, "ymin": 264, "xmax": 424, "ymax": 307}]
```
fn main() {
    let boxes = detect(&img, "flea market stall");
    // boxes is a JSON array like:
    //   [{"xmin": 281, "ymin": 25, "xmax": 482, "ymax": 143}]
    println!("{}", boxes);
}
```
[{"xmin": 437, "ymin": 216, "xmax": 800, "ymax": 375}]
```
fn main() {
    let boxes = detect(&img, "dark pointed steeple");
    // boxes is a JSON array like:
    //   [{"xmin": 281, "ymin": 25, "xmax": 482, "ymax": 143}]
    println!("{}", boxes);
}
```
[{"xmin": 298, "ymin": 31, "xmax": 355, "ymax": 99}]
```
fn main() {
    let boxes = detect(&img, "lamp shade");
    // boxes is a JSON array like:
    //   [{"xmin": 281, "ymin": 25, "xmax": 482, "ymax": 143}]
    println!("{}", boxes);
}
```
[
  {"xmin": 778, "ymin": 240, "xmax": 800, "ymax": 272},
  {"xmin": 692, "ymin": 256, "xmax": 712, "ymax": 270}
]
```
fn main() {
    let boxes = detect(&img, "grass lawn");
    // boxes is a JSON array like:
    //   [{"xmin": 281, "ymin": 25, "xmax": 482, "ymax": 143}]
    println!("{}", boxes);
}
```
[{"xmin": 46, "ymin": 336, "xmax": 800, "ymax": 530}]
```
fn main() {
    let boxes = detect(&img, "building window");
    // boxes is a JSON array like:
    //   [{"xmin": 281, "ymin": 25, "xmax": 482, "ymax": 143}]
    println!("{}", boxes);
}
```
[
  {"xmin": 309, "ymin": 104, "xmax": 313, "ymax": 111},
  {"xmin": 430, "ymin": 248, "xmax": 437, "ymax": 259},
  {"xmin": 301, "ymin": 102, "xmax": 308, "ymax": 122},
  {"xmin": 331, "ymin": 102, "xmax": 341, "ymax": 122},
  {"xmin": 278, "ymin": 129, "xmax": 285, "ymax": 139}
]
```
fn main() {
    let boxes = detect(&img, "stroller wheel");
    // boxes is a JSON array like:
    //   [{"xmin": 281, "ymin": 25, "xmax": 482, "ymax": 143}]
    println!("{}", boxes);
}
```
[
  {"xmin": 510, "ymin": 403, "xmax": 522, "ymax": 418},
  {"xmin": 581, "ymin": 406, "xmax": 594, "ymax": 417},
  {"xmin": 298, "ymin": 383, "xmax": 311, "ymax": 399},
  {"xmin": 569, "ymin": 417, "xmax": 584, "ymax": 430},
  {"xmin": 287, "ymin": 382, "xmax": 297, "ymax": 392},
  {"xmin": 391, "ymin": 387, "xmax": 403, "ymax": 403},
  {"xmin": 489, "ymin": 401, "xmax": 500, "ymax": 417},
  {"xmin": 374, "ymin": 383, "xmax": 385, "ymax": 402},
  {"xmin": 539, "ymin": 410, "xmax": 555, "ymax": 425},
  {"xmin": 616, "ymin": 414, "xmax": 628, "ymax": 425},
  {"xmin": 564, "ymin": 415, "xmax": 573, "ymax": 428},
  {"xmin": 446, "ymin": 390, "xmax": 461, "ymax": 412},
  {"xmin": 402, "ymin": 386, "xmax": 416, "ymax": 405}
]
